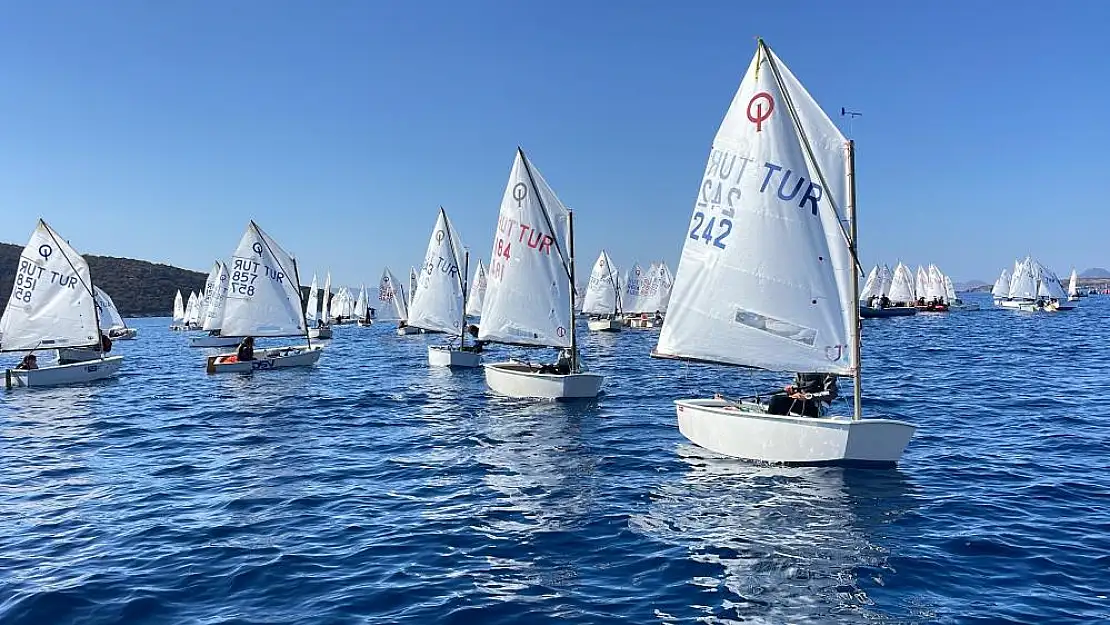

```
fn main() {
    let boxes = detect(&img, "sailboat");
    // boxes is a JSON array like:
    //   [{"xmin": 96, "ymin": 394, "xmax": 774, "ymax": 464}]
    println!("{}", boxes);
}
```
[
  {"xmin": 1067, "ymin": 269, "xmax": 1080, "ymax": 302},
  {"xmin": 354, "ymin": 285, "xmax": 374, "ymax": 326},
  {"xmin": 409, "ymin": 208, "xmax": 480, "ymax": 367},
  {"xmin": 380, "ymin": 267, "xmax": 419, "ymax": 335},
  {"xmin": 171, "ymin": 290, "xmax": 185, "ymax": 330},
  {"xmin": 583, "ymin": 251, "xmax": 623, "ymax": 331},
  {"xmin": 478, "ymin": 148, "xmax": 603, "ymax": 399},
  {"xmin": 652, "ymin": 40, "xmax": 914, "ymax": 466},
  {"xmin": 991, "ymin": 268, "xmax": 1010, "ymax": 305},
  {"xmin": 190, "ymin": 262, "xmax": 240, "ymax": 347},
  {"xmin": 858, "ymin": 263, "xmax": 914, "ymax": 317},
  {"xmin": 944, "ymin": 275, "xmax": 980, "ymax": 311},
  {"xmin": 465, "ymin": 259, "xmax": 488, "ymax": 319},
  {"xmin": 2, "ymin": 220, "xmax": 124, "ymax": 389},
  {"xmin": 309, "ymin": 272, "xmax": 334, "ymax": 338},
  {"xmin": 93, "ymin": 286, "xmax": 138, "ymax": 340},
  {"xmin": 205, "ymin": 221, "xmax": 322, "ymax": 373},
  {"xmin": 182, "ymin": 291, "xmax": 200, "ymax": 329}
]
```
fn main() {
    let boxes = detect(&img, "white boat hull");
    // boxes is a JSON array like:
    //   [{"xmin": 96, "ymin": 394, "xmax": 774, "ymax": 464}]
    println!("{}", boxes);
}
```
[
  {"xmin": 428, "ymin": 346, "xmax": 482, "ymax": 368},
  {"xmin": 5, "ymin": 356, "xmax": 123, "ymax": 389},
  {"xmin": 206, "ymin": 345, "xmax": 323, "ymax": 374},
  {"xmin": 675, "ymin": 398, "xmax": 914, "ymax": 467},
  {"xmin": 308, "ymin": 327, "xmax": 333, "ymax": 340},
  {"xmin": 190, "ymin": 335, "xmax": 242, "ymax": 348},
  {"xmin": 628, "ymin": 317, "xmax": 658, "ymax": 329},
  {"xmin": 483, "ymin": 362, "xmax": 603, "ymax": 399},
  {"xmin": 588, "ymin": 318, "xmax": 623, "ymax": 332},
  {"xmin": 396, "ymin": 325, "xmax": 422, "ymax": 336}
]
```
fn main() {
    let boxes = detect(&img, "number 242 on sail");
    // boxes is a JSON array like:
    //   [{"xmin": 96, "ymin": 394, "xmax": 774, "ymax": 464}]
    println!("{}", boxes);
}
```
[{"xmin": 688, "ymin": 212, "xmax": 732, "ymax": 249}]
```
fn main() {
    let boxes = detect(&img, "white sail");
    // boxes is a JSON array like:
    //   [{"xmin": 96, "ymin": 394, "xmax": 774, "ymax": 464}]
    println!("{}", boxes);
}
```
[
  {"xmin": 944, "ymin": 275, "xmax": 958, "ymax": 303},
  {"xmin": 914, "ymin": 266, "xmax": 928, "ymax": 302},
  {"xmin": 305, "ymin": 273, "xmax": 319, "ymax": 324},
  {"xmin": 354, "ymin": 285, "xmax": 368, "ymax": 318},
  {"xmin": 219, "ymin": 221, "xmax": 306, "ymax": 337},
  {"xmin": 465, "ymin": 259, "xmax": 488, "ymax": 318},
  {"xmin": 1008, "ymin": 257, "xmax": 1036, "ymax": 300},
  {"xmin": 991, "ymin": 269, "xmax": 1010, "ymax": 297},
  {"xmin": 379, "ymin": 268, "xmax": 408, "ymax": 320},
  {"xmin": 622, "ymin": 262, "xmax": 645, "ymax": 313},
  {"xmin": 1, "ymin": 220, "xmax": 100, "ymax": 351},
  {"xmin": 183, "ymin": 291, "xmax": 199, "ymax": 326},
  {"xmin": 926, "ymin": 265, "xmax": 946, "ymax": 300},
  {"xmin": 1068, "ymin": 269, "xmax": 1078, "ymax": 297},
  {"xmin": 198, "ymin": 262, "xmax": 221, "ymax": 322},
  {"xmin": 93, "ymin": 286, "xmax": 126, "ymax": 330},
  {"xmin": 657, "ymin": 262, "xmax": 674, "ymax": 312},
  {"xmin": 478, "ymin": 149, "xmax": 573, "ymax": 349},
  {"xmin": 321, "ymin": 272, "xmax": 332, "ymax": 322},
  {"xmin": 859, "ymin": 265, "xmax": 880, "ymax": 303},
  {"xmin": 889, "ymin": 263, "xmax": 915, "ymax": 304},
  {"xmin": 636, "ymin": 262, "xmax": 672, "ymax": 313},
  {"xmin": 202, "ymin": 262, "xmax": 230, "ymax": 331},
  {"xmin": 878, "ymin": 264, "xmax": 893, "ymax": 297},
  {"xmin": 409, "ymin": 208, "xmax": 467, "ymax": 335},
  {"xmin": 1037, "ymin": 264, "xmax": 1068, "ymax": 300},
  {"xmin": 582, "ymin": 251, "xmax": 622, "ymax": 315},
  {"xmin": 172, "ymin": 290, "xmax": 185, "ymax": 321},
  {"xmin": 655, "ymin": 43, "xmax": 853, "ymax": 374}
]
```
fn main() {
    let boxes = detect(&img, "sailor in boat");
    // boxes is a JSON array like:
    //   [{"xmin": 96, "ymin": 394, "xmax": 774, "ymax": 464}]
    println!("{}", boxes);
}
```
[
  {"xmin": 15, "ymin": 354, "xmax": 38, "ymax": 370},
  {"xmin": 462, "ymin": 324, "xmax": 488, "ymax": 353},
  {"xmin": 765, "ymin": 373, "xmax": 839, "ymax": 418},
  {"xmin": 653, "ymin": 310, "xmax": 663, "ymax": 325},
  {"xmin": 237, "ymin": 337, "xmax": 255, "ymax": 361},
  {"xmin": 537, "ymin": 349, "xmax": 573, "ymax": 375}
]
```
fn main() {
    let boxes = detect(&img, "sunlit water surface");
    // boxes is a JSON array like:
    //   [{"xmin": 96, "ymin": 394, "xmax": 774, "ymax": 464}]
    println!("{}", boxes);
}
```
[{"xmin": 2, "ymin": 293, "xmax": 1108, "ymax": 624}]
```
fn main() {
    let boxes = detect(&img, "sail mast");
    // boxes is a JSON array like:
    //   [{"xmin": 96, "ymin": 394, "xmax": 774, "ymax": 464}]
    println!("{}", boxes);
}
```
[
  {"xmin": 847, "ymin": 140, "xmax": 862, "ymax": 421},
  {"xmin": 292, "ymin": 257, "xmax": 311, "ymax": 348},
  {"xmin": 567, "ymin": 210, "xmax": 578, "ymax": 372},
  {"xmin": 460, "ymin": 249, "xmax": 469, "ymax": 347}
]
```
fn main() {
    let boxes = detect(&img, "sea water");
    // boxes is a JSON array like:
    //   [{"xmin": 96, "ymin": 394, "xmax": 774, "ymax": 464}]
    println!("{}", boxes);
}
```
[{"xmin": 1, "ymin": 293, "xmax": 1107, "ymax": 623}]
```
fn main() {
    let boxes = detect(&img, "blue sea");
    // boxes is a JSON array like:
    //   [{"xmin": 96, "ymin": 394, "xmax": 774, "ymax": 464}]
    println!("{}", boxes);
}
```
[{"xmin": 2, "ymin": 292, "xmax": 1108, "ymax": 624}]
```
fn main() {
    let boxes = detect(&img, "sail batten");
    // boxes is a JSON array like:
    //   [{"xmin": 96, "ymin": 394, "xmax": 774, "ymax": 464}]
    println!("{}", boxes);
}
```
[{"xmin": 654, "ymin": 42, "xmax": 853, "ymax": 375}]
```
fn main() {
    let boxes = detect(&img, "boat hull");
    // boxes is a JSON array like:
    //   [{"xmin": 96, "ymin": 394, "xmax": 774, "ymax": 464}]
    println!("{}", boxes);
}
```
[
  {"xmin": 858, "ymin": 305, "xmax": 917, "ymax": 318},
  {"xmin": 428, "ymin": 346, "xmax": 481, "ymax": 368},
  {"xmin": 206, "ymin": 345, "xmax": 323, "ymax": 374},
  {"xmin": 308, "ymin": 327, "xmax": 333, "ymax": 340},
  {"xmin": 483, "ymin": 362, "xmax": 603, "ymax": 399},
  {"xmin": 5, "ymin": 356, "xmax": 123, "ymax": 389},
  {"xmin": 396, "ymin": 326, "xmax": 422, "ymax": 336},
  {"xmin": 675, "ymin": 398, "xmax": 914, "ymax": 467},
  {"xmin": 190, "ymin": 335, "xmax": 242, "ymax": 348},
  {"xmin": 108, "ymin": 328, "xmax": 138, "ymax": 340},
  {"xmin": 587, "ymin": 318, "xmax": 623, "ymax": 332},
  {"xmin": 628, "ymin": 317, "xmax": 658, "ymax": 329}
]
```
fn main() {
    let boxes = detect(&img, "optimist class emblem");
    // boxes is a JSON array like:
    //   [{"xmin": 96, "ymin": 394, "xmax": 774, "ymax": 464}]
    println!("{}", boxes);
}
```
[{"xmin": 747, "ymin": 92, "xmax": 774, "ymax": 132}]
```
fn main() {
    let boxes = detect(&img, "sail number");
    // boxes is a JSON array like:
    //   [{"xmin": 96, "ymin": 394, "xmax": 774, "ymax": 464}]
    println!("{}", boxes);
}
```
[{"xmin": 689, "ymin": 212, "xmax": 733, "ymax": 249}]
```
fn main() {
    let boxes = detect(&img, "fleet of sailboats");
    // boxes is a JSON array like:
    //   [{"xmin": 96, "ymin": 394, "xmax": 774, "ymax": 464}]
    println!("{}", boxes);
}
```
[{"xmin": 993, "ymin": 256, "xmax": 1075, "ymax": 312}]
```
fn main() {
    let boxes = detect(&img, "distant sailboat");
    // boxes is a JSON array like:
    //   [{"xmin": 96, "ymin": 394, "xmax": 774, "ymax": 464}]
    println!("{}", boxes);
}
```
[
  {"xmin": 478, "ymin": 148, "xmax": 603, "ymax": 399},
  {"xmin": 409, "ymin": 207, "xmax": 480, "ymax": 367},
  {"xmin": 93, "ymin": 286, "xmax": 138, "ymax": 340},
  {"xmin": 380, "ymin": 267, "xmax": 419, "ymax": 335},
  {"xmin": 205, "ymin": 221, "xmax": 322, "ymax": 373},
  {"xmin": 583, "ymin": 251, "xmax": 623, "ymax": 332},
  {"xmin": 2, "ymin": 219, "xmax": 124, "ymax": 388},
  {"xmin": 991, "ymin": 269, "xmax": 1010, "ymax": 305},
  {"xmin": 1068, "ymin": 269, "xmax": 1080, "ymax": 302},
  {"xmin": 190, "ymin": 262, "xmax": 240, "ymax": 347},
  {"xmin": 465, "ymin": 259, "xmax": 488, "ymax": 319},
  {"xmin": 652, "ymin": 39, "xmax": 914, "ymax": 466},
  {"xmin": 312, "ymin": 272, "xmax": 334, "ymax": 338},
  {"xmin": 858, "ymin": 263, "xmax": 915, "ymax": 318},
  {"xmin": 171, "ymin": 290, "xmax": 185, "ymax": 330}
]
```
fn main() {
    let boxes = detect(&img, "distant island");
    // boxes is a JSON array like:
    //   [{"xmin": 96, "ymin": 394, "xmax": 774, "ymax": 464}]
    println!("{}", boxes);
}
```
[{"xmin": 0, "ymin": 242, "xmax": 206, "ymax": 317}]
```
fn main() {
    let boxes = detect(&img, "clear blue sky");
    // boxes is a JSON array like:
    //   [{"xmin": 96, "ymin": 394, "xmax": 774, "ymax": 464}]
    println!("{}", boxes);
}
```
[{"xmin": 1, "ymin": 0, "xmax": 1106, "ymax": 286}]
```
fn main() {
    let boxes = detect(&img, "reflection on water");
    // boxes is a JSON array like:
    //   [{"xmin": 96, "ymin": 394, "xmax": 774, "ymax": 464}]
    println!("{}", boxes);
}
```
[{"xmin": 633, "ymin": 444, "xmax": 918, "ymax": 624}]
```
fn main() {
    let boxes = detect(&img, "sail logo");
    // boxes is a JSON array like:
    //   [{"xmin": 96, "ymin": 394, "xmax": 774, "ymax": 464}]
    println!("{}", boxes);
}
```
[
  {"xmin": 512, "ymin": 182, "xmax": 528, "ymax": 207},
  {"xmin": 746, "ymin": 92, "xmax": 774, "ymax": 131}
]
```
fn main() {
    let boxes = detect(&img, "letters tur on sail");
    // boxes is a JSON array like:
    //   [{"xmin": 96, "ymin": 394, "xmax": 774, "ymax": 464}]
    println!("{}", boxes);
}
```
[
  {"xmin": 1, "ymin": 220, "xmax": 100, "ymax": 351},
  {"xmin": 408, "ymin": 208, "xmax": 467, "ymax": 334},
  {"xmin": 465, "ymin": 259, "xmax": 488, "ymax": 318},
  {"xmin": 655, "ymin": 42, "xmax": 854, "ymax": 374},
  {"xmin": 478, "ymin": 149, "xmax": 573, "ymax": 348},
  {"xmin": 219, "ymin": 221, "xmax": 305, "ymax": 337},
  {"xmin": 582, "ymin": 251, "xmax": 621, "ymax": 315}
]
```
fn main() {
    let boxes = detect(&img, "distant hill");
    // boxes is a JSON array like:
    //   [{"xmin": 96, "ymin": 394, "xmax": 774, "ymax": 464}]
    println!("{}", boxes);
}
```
[
  {"xmin": 1080, "ymin": 267, "xmax": 1110, "ymax": 279},
  {"xmin": 956, "ymin": 279, "xmax": 989, "ymax": 292},
  {"xmin": 0, "ymin": 242, "xmax": 206, "ymax": 316}
]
